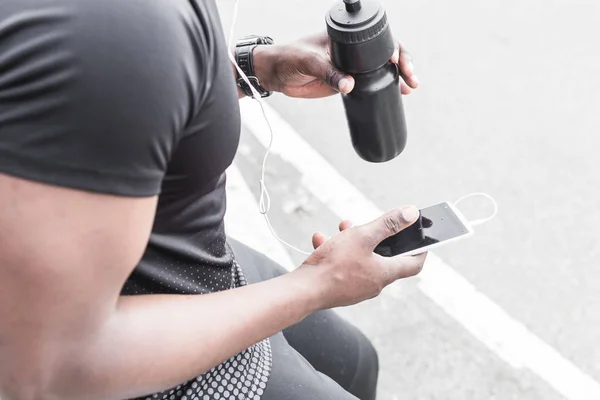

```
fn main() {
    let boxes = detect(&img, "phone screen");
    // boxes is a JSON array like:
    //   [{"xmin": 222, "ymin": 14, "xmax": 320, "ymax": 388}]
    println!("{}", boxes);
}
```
[{"xmin": 374, "ymin": 202, "xmax": 470, "ymax": 257}]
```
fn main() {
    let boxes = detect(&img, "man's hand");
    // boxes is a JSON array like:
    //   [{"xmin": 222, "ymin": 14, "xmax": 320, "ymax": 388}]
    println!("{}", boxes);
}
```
[
  {"xmin": 292, "ymin": 206, "xmax": 428, "ymax": 310},
  {"xmin": 252, "ymin": 32, "xmax": 419, "ymax": 99}
]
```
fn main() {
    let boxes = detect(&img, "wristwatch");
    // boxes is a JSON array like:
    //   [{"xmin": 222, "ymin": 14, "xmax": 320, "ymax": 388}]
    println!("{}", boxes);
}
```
[{"xmin": 234, "ymin": 35, "xmax": 275, "ymax": 98}]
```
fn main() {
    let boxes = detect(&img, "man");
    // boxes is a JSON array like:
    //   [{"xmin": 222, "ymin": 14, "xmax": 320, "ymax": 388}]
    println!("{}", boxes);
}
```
[{"xmin": 0, "ymin": 1, "xmax": 423, "ymax": 399}]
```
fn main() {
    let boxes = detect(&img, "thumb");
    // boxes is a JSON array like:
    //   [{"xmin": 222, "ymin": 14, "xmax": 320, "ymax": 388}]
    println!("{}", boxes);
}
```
[
  {"xmin": 332, "ymin": 72, "xmax": 355, "ymax": 94},
  {"xmin": 358, "ymin": 206, "xmax": 420, "ymax": 249},
  {"xmin": 303, "ymin": 54, "xmax": 355, "ymax": 94}
]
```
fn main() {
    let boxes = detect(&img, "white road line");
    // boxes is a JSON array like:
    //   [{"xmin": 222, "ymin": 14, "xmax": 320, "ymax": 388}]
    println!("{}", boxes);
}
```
[
  {"xmin": 224, "ymin": 162, "xmax": 295, "ymax": 270},
  {"xmin": 238, "ymin": 98, "xmax": 600, "ymax": 400}
]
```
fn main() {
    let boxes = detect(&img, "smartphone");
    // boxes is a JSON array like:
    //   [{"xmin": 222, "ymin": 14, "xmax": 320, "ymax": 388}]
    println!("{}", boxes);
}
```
[{"xmin": 374, "ymin": 201, "xmax": 473, "ymax": 257}]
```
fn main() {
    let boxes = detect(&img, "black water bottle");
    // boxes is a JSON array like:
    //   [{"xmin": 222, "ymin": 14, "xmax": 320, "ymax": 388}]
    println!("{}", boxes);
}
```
[{"xmin": 326, "ymin": 0, "xmax": 407, "ymax": 163}]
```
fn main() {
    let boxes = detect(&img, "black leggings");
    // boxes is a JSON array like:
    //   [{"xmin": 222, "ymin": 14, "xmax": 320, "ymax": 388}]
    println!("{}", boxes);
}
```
[{"xmin": 228, "ymin": 239, "xmax": 379, "ymax": 400}]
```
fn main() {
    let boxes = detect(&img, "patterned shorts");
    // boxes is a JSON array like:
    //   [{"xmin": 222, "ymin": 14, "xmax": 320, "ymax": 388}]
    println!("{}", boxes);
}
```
[{"xmin": 135, "ymin": 261, "xmax": 273, "ymax": 400}]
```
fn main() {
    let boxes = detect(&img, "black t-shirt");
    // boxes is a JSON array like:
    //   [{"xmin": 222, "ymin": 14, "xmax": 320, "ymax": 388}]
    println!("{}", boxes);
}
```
[{"xmin": 0, "ymin": 0, "xmax": 241, "ymax": 295}]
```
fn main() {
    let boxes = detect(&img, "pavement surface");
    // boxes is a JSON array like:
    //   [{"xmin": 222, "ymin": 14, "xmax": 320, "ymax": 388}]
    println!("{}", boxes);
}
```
[{"xmin": 217, "ymin": 0, "xmax": 600, "ymax": 399}]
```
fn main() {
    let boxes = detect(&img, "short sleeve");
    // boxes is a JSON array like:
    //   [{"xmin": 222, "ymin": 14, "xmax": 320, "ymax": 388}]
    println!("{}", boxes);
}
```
[{"xmin": 0, "ymin": 1, "xmax": 205, "ymax": 197}]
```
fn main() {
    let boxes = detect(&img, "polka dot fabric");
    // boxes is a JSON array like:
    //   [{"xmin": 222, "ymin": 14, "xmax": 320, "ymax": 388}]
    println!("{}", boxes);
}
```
[
  {"xmin": 132, "ymin": 261, "xmax": 272, "ymax": 400},
  {"xmin": 121, "ymin": 234, "xmax": 236, "ymax": 296}
]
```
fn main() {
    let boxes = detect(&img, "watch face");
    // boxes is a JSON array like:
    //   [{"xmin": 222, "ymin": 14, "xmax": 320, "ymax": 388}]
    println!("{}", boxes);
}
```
[
  {"xmin": 238, "ymin": 35, "xmax": 262, "ymax": 46},
  {"xmin": 237, "ymin": 35, "xmax": 274, "ymax": 47},
  {"xmin": 238, "ymin": 38, "xmax": 259, "ymax": 46}
]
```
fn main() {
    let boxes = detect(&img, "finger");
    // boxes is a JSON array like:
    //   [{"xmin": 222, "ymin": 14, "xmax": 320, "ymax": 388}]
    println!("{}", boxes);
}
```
[
  {"xmin": 301, "ymin": 53, "xmax": 355, "ymax": 94},
  {"xmin": 358, "ymin": 206, "xmax": 421, "ymax": 249},
  {"xmin": 381, "ymin": 252, "xmax": 428, "ymax": 283},
  {"xmin": 312, "ymin": 232, "xmax": 328, "ymax": 249},
  {"xmin": 398, "ymin": 48, "xmax": 419, "ymax": 89},
  {"xmin": 399, "ymin": 76, "xmax": 412, "ymax": 95},
  {"xmin": 339, "ymin": 220, "xmax": 354, "ymax": 232},
  {"xmin": 392, "ymin": 41, "xmax": 419, "ymax": 90},
  {"xmin": 391, "ymin": 48, "xmax": 400, "ymax": 64}
]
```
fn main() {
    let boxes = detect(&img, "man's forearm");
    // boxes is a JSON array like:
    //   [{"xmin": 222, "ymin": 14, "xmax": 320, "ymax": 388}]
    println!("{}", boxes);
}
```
[{"xmin": 42, "ymin": 269, "xmax": 320, "ymax": 400}]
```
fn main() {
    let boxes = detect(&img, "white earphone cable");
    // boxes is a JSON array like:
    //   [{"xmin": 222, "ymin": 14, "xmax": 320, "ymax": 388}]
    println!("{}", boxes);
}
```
[
  {"xmin": 227, "ymin": 0, "xmax": 312, "ymax": 256},
  {"xmin": 452, "ymin": 192, "xmax": 498, "ymax": 227}
]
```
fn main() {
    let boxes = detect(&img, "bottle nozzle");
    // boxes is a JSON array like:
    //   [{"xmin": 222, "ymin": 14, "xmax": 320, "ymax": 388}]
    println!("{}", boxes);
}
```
[{"xmin": 343, "ymin": 0, "xmax": 362, "ymax": 13}]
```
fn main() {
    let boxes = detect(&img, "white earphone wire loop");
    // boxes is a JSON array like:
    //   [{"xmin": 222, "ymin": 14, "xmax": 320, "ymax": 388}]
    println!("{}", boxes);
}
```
[
  {"xmin": 452, "ymin": 192, "xmax": 498, "ymax": 227},
  {"xmin": 227, "ymin": 0, "xmax": 311, "ymax": 256}
]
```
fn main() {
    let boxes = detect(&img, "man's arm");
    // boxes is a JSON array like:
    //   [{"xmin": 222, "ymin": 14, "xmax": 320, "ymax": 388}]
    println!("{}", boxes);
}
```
[
  {"xmin": 0, "ymin": 173, "xmax": 425, "ymax": 400},
  {"xmin": 0, "ymin": 174, "xmax": 319, "ymax": 400},
  {"xmin": 0, "ymin": 7, "xmax": 323, "ymax": 398},
  {"xmin": 230, "ymin": 33, "xmax": 419, "ymax": 100}
]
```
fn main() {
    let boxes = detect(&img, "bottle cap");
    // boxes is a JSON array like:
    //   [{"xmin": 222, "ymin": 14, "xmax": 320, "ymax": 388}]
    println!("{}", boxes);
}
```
[
  {"xmin": 326, "ymin": 0, "xmax": 388, "ymax": 45},
  {"xmin": 326, "ymin": 0, "xmax": 395, "ymax": 73}
]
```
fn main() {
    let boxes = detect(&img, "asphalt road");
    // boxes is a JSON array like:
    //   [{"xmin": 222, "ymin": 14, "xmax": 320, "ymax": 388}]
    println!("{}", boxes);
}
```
[{"xmin": 218, "ymin": 0, "xmax": 600, "ymax": 399}]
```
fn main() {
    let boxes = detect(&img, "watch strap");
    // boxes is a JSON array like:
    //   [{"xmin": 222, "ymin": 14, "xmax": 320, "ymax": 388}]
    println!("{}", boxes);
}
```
[{"xmin": 235, "ymin": 35, "xmax": 274, "ymax": 98}]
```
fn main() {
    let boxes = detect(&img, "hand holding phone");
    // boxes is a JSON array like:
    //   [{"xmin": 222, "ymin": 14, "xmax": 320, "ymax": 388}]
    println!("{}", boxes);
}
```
[
  {"xmin": 374, "ymin": 202, "xmax": 473, "ymax": 257},
  {"xmin": 300, "ymin": 206, "xmax": 428, "ymax": 310}
]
